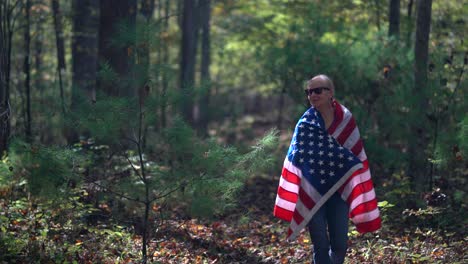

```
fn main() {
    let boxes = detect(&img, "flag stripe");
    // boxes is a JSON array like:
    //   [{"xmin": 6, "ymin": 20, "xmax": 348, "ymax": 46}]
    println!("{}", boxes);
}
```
[
  {"xmin": 346, "ymin": 179, "xmax": 375, "ymax": 205},
  {"xmin": 275, "ymin": 196, "xmax": 296, "ymax": 212},
  {"xmin": 350, "ymin": 199, "xmax": 379, "ymax": 218},
  {"xmin": 349, "ymin": 188, "xmax": 376, "ymax": 211},
  {"xmin": 351, "ymin": 139, "xmax": 364, "ymax": 156},
  {"xmin": 299, "ymin": 187, "xmax": 316, "ymax": 209},
  {"xmin": 342, "ymin": 126, "xmax": 360, "ymax": 151},
  {"xmin": 277, "ymin": 186, "xmax": 298, "ymax": 203},
  {"xmin": 355, "ymin": 217, "xmax": 382, "ymax": 233},
  {"xmin": 328, "ymin": 102, "xmax": 344, "ymax": 134},
  {"xmin": 332, "ymin": 107, "xmax": 352, "ymax": 139},
  {"xmin": 337, "ymin": 117, "xmax": 356, "ymax": 145},
  {"xmin": 351, "ymin": 206, "xmax": 380, "ymax": 223},
  {"xmin": 274, "ymin": 205, "xmax": 294, "ymax": 221},
  {"xmin": 282, "ymin": 166, "xmax": 301, "ymax": 185},
  {"xmin": 278, "ymin": 177, "xmax": 300, "ymax": 196}
]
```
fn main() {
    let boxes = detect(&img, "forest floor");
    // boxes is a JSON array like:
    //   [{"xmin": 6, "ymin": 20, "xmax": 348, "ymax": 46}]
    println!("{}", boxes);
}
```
[
  {"xmin": 1, "ymin": 169, "xmax": 467, "ymax": 264},
  {"xmin": 145, "ymin": 175, "xmax": 466, "ymax": 264}
]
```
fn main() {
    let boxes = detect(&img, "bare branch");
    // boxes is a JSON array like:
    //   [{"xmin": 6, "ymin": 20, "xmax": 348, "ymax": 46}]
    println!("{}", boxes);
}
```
[{"xmin": 91, "ymin": 181, "xmax": 143, "ymax": 204}]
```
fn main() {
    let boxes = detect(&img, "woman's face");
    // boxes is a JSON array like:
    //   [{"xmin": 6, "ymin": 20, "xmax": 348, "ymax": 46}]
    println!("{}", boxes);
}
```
[{"xmin": 306, "ymin": 78, "xmax": 334, "ymax": 109}]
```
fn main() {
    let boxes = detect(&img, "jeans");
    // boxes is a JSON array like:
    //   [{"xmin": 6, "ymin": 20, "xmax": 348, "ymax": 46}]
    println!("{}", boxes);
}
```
[{"xmin": 308, "ymin": 192, "xmax": 349, "ymax": 264}]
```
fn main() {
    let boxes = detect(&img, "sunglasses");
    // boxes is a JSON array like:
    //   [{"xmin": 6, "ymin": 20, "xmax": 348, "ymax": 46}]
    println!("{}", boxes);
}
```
[{"xmin": 304, "ymin": 87, "xmax": 330, "ymax": 95}]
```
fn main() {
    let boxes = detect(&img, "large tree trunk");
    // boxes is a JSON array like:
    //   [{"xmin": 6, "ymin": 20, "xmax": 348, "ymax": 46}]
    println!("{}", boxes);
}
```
[
  {"xmin": 99, "ymin": 0, "xmax": 137, "ymax": 97},
  {"xmin": 0, "ymin": 1, "xmax": 20, "ymax": 153},
  {"xmin": 180, "ymin": 0, "xmax": 198, "ymax": 124},
  {"xmin": 198, "ymin": 0, "xmax": 211, "ymax": 135},
  {"xmin": 24, "ymin": 0, "xmax": 32, "ymax": 141},
  {"xmin": 52, "ymin": 0, "xmax": 66, "ymax": 114},
  {"xmin": 388, "ymin": 0, "xmax": 400, "ymax": 38},
  {"xmin": 409, "ymin": 0, "xmax": 432, "ymax": 194},
  {"xmin": 69, "ymin": 0, "xmax": 100, "ymax": 142}
]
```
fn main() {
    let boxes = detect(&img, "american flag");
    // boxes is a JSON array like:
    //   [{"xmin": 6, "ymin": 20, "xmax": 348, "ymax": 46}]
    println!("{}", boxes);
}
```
[{"xmin": 273, "ymin": 101, "xmax": 381, "ymax": 240}]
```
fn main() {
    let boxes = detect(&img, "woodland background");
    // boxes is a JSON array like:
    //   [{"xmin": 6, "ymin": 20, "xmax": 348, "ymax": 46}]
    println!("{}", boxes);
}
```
[{"xmin": 0, "ymin": 0, "xmax": 466, "ymax": 263}]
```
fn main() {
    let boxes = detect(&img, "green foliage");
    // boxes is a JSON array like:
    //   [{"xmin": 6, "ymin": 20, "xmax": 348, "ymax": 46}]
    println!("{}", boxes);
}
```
[
  {"xmin": 73, "ymin": 94, "xmax": 138, "ymax": 144},
  {"xmin": 0, "ymin": 190, "xmax": 135, "ymax": 263},
  {"xmin": 6, "ymin": 140, "xmax": 80, "ymax": 198}
]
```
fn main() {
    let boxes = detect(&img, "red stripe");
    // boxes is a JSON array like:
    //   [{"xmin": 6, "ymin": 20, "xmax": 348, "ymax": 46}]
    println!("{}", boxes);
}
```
[
  {"xmin": 282, "ymin": 167, "xmax": 301, "ymax": 184},
  {"xmin": 340, "ymin": 162, "xmax": 369, "ymax": 190},
  {"xmin": 337, "ymin": 117, "xmax": 356, "ymax": 145},
  {"xmin": 278, "ymin": 186, "xmax": 299, "ymax": 203},
  {"xmin": 351, "ymin": 139, "xmax": 363, "ymax": 156},
  {"xmin": 287, "ymin": 228, "xmax": 293, "ymax": 237},
  {"xmin": 292, "ymin": 210, "xmax": 304, "ymax": 224},
  {"xmin": 346, "ymin": 180, "xmax": 375, "ymax": 204},
  {"xmin": 349, "ymin": 199, "xmax": 378, "ymax": 218},
  {"xmin": 273, "ymin": 205, "xmax": 293, "ymax": 221},
  {"xmin": 355, "ymin": 217, "xmax": 382, "ymax": 233},
  {"xmin": 299, "ymin": 187, "xmax": 316, "ymax": 209},
  {"xmin": 328, "ymin": 101, "xmax": 344, "ymax": 134}
]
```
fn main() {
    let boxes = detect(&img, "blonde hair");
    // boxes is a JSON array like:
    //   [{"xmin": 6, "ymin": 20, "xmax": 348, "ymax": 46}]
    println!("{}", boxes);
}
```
[{"xmin": 307, "ymin": 74, "xmax": 335, "ymax": 93}]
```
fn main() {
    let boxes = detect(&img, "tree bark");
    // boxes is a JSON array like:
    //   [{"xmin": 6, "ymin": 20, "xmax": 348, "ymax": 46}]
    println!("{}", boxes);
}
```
[
  {"xmin": 0, "ymin": 0, "xmax": 20, "ymax": 153},
  {"xmin": 198, "ymin": 0, "xmax": 211, "ymax": 135},
  {"xmin": 388, "ymin": 0, "xmax": 400, "ymax": 38},
  {"xmin": 139, "ymin": 0, "xmax": 154, "ymax": 87},
  {"xmin": 406, "ymin": 0, "xmax": 414, "ymax": 46},
  {"xmin": 33, "ymin": 0, "xmax": 46, "ymax": 91},
  {"xmin": 24, "ymin": 0, "xmax": 32, "ymax": 141},
  {"xmin": 69, "ymin": 0, "xmax": 100, "ymax": 142},
  {"xmin": 99, "ymin": 0, "xmax": 137, "ymax": 97},
  {"xmin": 52, "ymin": 0, "xmax": 66, "ymax": 114},
  {"xmin": 180, "ymin": 0, "xmax": 198, "ymax": 124},
  {"xmin": 409, "ymin": 0, "xmax": 432, "ymax": 194},
  {"xmin": 161, "ymin": 0, "xmax": 170, "ymax": 129}
]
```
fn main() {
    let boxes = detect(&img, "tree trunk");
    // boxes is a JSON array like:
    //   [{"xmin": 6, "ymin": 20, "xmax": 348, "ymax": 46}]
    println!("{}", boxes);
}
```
[
  {"xmin": 99, "ymin": 0, "xmax": 137, "ymax": 97},
  {"xmin": 388, "ymin": 0, "xmax": 400, "ymax": 38},
  {"xmin": 198, "ymin": 0, "xmax": 211, "ymax": 135},
  {"xmin": 406, "ymin": 0, "xmax": 414, "ymax": 46},
  {"xmin": 24, "ymin": 0, "xmax": 32, "ymax": 141},
  {"xmin": 409, "ymin": 0, "xmax": 432, "ymax": 194},
  {"xmin": 161, "ymin": 0, "xmax": 170, "ymax": 129},
  {"xmin": 34, "ymin": 0, "xmax": 44, "ymax": 91},
  {"xmin": 180, "ymin": 0, "xmax": 198, "ymax": 124},
  {"xmin": 69, "ymin": 0, "xmax": 100, "ymax": 142},
  {"xmin": 52, "ymin": 0, "xmax": 66, "ymax": 114},
  {"xmin": 139, "ymin": 0, "xmax": 154, "ymax": 87},
  {"xmin": 0, "ymin": 1, "xmax": 20, "ymax": 153},
  {"xmin": 374, "ymin": 0, "xmax": 381, "ymax": 31}
]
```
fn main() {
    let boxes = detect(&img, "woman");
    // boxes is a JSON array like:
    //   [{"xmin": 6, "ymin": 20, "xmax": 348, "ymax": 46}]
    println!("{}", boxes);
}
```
[{"xmin": 273, "ymin": 74, "xmax": 381, "ymax": 264}]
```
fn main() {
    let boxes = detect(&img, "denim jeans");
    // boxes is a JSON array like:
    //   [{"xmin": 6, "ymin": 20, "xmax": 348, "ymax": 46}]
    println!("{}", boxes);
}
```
[{"xmin": 308, "ymin": 192, "xmax": 349, "ymax": 264}]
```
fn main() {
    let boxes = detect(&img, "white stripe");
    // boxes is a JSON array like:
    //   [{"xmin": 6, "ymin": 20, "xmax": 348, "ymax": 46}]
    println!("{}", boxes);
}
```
[
  {"xmin": 275, "ymin": 196, "xmax": 296, "ymax": 211},
  {"xmin": 332, "ymin": 111, "xmax": 352, "ymax": 139},
  {"xmin": 357, "ymin": 148, "xmax": 367, "ymax": 162},
  {"xmin": 349, "ymin": 189, "xmax": 376, "ymax": 211},
  {"xmin": 351, "ymin": 207, "xmax": 380, "ymax": 224},
  {"xmin": 290, "ymin": 216, "xmax": 300, "ymax": 232},
  {"xmin": 295, "ymin": 200, "xmax": 309, "ymax": 222},
  {"xmin": 283, "ymin": 158, "xmax": 303, "ymax": 178},
  {"xmin": 343, "ymin": 126, "xmax": 360, "ymax": 150},
  {"xmin": 301, "ymin": 176, "xmax": 322, "ymax": 203},
  {"xmin": 279, "ymin": 177, "xmax": 300, "ymax": 194},
  {"xmin": 341, "ymin": 168, "xmax": 371, "ymax": 200}
]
